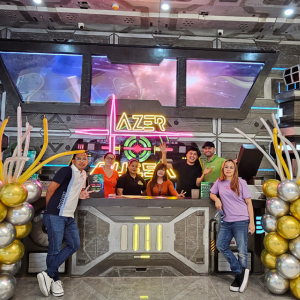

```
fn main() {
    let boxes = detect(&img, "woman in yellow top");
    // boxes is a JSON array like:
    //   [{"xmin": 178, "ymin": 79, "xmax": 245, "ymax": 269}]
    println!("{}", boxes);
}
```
[
  {"xmin": 147, "ymin": 163, "xmax": 186, "ymax": 197},
  {"xmin": 92, "ymin": 152, "xmax": 119, "ymax": 197}
]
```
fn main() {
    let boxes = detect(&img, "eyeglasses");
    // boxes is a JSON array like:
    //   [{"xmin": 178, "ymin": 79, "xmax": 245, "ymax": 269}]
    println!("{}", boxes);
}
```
[
  {"xmin": 105, "ymin": 157, "xmax": 115, "ymax": 161},
  {"xmin": 75, "ymin": 158, "xmax": 88, "ymax": 161}
]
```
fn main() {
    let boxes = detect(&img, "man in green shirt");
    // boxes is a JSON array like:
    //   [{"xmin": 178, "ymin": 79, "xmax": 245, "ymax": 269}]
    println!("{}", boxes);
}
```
[{"xmin": 201, "ymin": 142, "xmax": 226, "ymax": 182}]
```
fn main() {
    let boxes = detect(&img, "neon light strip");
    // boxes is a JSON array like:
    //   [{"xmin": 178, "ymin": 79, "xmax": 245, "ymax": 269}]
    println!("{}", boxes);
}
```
[
  {"xmin": 251, "ymin": 107, "xmax": 278, "ymax": 110},
  {"xmin": 75, "ymin": 129, "xmax": 109, "ymax": 135},
  {"xmin": 124, "ymin": 147, "xmax": 152, "ymax": 151}
]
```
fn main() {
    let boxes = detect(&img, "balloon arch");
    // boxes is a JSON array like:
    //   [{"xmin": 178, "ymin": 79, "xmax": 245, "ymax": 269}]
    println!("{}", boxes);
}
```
[
  {"xmin": 235, "ymin": 113, "xmax": 300, "ymax": 298},
  {"xmin": 0, "ymin": 106, "xmax": 83, "ymax": 299}
]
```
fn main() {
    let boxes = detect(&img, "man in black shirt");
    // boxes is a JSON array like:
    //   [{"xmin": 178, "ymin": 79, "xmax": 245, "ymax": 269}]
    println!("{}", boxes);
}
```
[{"xmin": 160, "ymin": 143, "xmax": 203, "ymax": 197}]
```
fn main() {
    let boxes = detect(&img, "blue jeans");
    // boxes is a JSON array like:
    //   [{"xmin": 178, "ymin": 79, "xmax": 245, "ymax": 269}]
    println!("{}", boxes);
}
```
[
  {"xmin": 43, "ymin": 214, "xmax": 80, "ymax": 281},
  {"xmin": 216, "ymin": 220, "xmax": 249, "ymax": 275}
]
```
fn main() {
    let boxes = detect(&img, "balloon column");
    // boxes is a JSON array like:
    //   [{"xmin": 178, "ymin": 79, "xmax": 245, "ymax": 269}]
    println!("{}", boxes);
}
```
[
  {"xmin": 234, "ymin": 113, "xmax": 300, "ymax": 298},
  {"xmin": 0, "ymin": 106, "xmax": 85, "ymax": 299}
]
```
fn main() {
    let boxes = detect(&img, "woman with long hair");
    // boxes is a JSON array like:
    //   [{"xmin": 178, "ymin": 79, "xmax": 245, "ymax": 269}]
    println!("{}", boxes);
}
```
[
  {"xmin": 147, "ymin": 163, "xmax": 185, "ymax": 197},
  {"xmin": 92, "ymin": 152, "xmax": 119, "ymax": 197},
  {"xmin": 116, "ymin": 158, "xmax": 146, "ymax": 195},
  {"xmin": 210, "ymin": 159, "xmax": 255, "ymax": 294}
]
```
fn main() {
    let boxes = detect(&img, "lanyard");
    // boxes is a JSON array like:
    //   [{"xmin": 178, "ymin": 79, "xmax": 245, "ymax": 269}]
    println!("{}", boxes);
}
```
[{"xmin": 156, "ymin": 183, "xmax": 163, "ymax": 196}]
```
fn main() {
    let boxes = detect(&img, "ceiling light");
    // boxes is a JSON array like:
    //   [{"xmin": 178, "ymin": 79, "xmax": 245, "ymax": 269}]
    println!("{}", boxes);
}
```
[
  {"xmin": 284, "ymin": 9, "xmax": 294, "ymax": 16},
  {"xmin": 112, "ymin": 3, "xmax": 119, "ymax": 10},
  {"xmin": 33, "ymin": 0, "xmax": 42, "ymax": 3},
  {"xmin": 161, "ymin": 3, "xmax": 170, "ymax": 11}
]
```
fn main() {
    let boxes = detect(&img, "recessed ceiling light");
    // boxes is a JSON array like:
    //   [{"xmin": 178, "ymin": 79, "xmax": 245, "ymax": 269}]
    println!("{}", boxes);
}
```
[
  {"xmin": 284, "ymin": 9, "xmax": 294, "ymax": 16},
  {"xmin": 112, "ymin": 3, "xmax": 119, "ymax": 10},
  {"xmin": 161, "ymin": 3, "xmax": 170, "ymax": 11},
  {"xmin": 33, "ymin": 0, "xmax": 42, "ymax": 4}
]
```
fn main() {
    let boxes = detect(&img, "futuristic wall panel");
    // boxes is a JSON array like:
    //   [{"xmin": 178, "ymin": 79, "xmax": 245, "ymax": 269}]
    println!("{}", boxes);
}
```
[
  {"xmin": 1, "ymin": 52, "xmax": 82, "ymax": 103},
  {"xmin": 91, "ymin": 56, "xmax": 177, "ymax": 106},
  {"xmin": 186, "ymin": 60, "xmax": 264, "ymax": 108}
]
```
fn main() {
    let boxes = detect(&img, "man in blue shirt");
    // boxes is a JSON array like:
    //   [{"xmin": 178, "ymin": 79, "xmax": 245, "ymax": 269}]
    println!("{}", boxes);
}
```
[{"xmin": 37, "ymin": 152, "xmax": 93, "ymax": 297}]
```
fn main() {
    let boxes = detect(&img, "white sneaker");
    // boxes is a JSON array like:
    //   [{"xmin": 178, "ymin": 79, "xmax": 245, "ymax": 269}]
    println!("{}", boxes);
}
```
[
  {"xmin": 51, "ymin": 280, "xmax": 64, "ymax": 297},
  {"xmin": 37, "ymin": 271, "xmax": 53, "ymax": 296}
]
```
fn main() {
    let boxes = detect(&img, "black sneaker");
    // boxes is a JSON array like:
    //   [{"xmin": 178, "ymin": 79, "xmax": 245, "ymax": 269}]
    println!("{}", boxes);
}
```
[
  {"xmin": 230, "ymin": 275, "xmax": 240, "ymax": 292},
  {"xmin": 238, "ymin": 267, "xmax": 250, "ymax": 293}
]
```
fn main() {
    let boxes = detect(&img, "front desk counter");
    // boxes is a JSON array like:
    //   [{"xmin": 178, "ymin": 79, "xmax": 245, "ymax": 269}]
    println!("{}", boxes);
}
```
[{"xmin": 23, "ymin": 197, "xmax": 266, "ymax": 277}]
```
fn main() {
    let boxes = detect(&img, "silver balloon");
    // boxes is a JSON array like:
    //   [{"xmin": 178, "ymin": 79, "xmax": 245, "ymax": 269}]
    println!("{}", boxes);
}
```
[
  {"xmin": 6, "ymin": 202, "xmax": 34, "ymax": 226},
  {"xmin": 266, "ymin": 197, "xmax": 290, "ymax": 217},
  {"xmin": 261, "ymin": 214, "xmax": 278, "ymax": 232},
  {"xmin": 24, "ymin": 179, "xmax": 42, "ymax": 204},
  {"xmin": 265, "ymin": 269, "xmax": 289, "ymax": 294},
  {"xmin": 0, "ymin": 222, "xmax": 16, "ymax": 248},
  {"xmin": 0, "ymin": 261, "xmax": 21, "ymax": 276},
  {"xmin": 0, "ymin": 274, "xmax": 16, "ymax": 300},
  {"xmin": 277, "ymin": 180, "xmax": 300, "ymax": 202},
  {"xmin": 276, "ymin": 253, "xmax": 300, "ymax": 279},
  {"xmin": 290, "ymin": 236, "xmax": 300, "ymax": 260}
]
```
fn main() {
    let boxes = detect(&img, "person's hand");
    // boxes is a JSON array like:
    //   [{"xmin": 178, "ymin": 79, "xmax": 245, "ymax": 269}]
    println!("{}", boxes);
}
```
[
  {"xmin": 79, "ymin": 185, "xmax": 94, "ymax": 199},
  {"xmin": 203, "ymin": 167, "xmax": 213, "ymax": 175},
  {"xmin": 234, "ymin": 159, "xmax": 238, "ymax": 164},
  {"xmin": 178, "ymin": 190, "xmax": 186, "ymax": 197},
  {"xmin": 248, "ymin": 222, "xmax": 255, "ymax": 235},
  {"xmin": 159, "ymin": 142, "xmax": 167, "ymax": 153},
  {"xmin": 215, "ymin": 198, "xmax": 222, "ymax": 211}
]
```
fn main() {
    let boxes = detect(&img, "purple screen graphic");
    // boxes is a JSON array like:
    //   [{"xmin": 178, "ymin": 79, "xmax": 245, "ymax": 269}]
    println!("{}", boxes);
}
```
[
  {"xmin": 1, "ymin": 52, "xmax": 82, "ymax": 103},
  {"xmin": 186, "ymin": 60, "xmax": 264, "ymax": 109},
  {"xmin": 91, "ymin": 56, "xmax": 177, "ymax": 106}
]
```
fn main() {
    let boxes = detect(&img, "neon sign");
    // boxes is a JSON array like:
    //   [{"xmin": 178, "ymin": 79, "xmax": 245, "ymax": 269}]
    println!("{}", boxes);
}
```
[
  {"xmin": 75, "ymin": 95, "xmax": 193, "ymax": 154},
  {"xmin": 116, "ymin": 113, "xmax": 166, "ymax": 132},
  {"xmin": 91, "ymin": 161, "xmax": 176, "ymax": 179}
]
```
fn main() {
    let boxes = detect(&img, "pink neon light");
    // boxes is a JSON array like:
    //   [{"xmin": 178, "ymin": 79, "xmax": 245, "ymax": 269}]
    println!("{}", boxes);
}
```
[
  {"xmin": 101, "ymin": 146, "xmax": 109, "ymax": 150},
  {"xmin": 76, "ymin": 94, "xmax": 193, "ymax": 154},
  {"xmin": 123, "ymin": 147, "xmax": 152, "ymax": 151},
  {"xmin": 75, "ymin": 129, "xmax": 109, "ymax": 135}
]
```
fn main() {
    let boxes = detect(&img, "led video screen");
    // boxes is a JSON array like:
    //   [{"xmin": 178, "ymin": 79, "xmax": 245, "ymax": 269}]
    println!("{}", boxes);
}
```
[
  {"xmin": 186, "ymin": 60, "xmax": 264, "ymax": 109},
  {"xmin": 91, "ymin": 56, "xmax": 177, "ymax": 106},
  {"xmin": 1, "ymin": 52, "xmax": 82, "ymax": 103}
]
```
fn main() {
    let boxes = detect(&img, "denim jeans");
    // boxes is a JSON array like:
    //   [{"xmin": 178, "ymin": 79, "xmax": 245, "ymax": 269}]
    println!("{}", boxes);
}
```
[
  {"xmin": 43, "ymin": 214, "xmax": 80, "ymax": 281},
  {"xmin": 216, "ymin": 220, "xmax": 249, "ymax": 275}
]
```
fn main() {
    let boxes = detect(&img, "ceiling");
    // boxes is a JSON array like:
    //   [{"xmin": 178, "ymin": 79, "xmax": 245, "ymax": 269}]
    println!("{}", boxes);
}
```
[{"xmin": 0, "ymin": 0, "xmax": 300, "ymax": 42}]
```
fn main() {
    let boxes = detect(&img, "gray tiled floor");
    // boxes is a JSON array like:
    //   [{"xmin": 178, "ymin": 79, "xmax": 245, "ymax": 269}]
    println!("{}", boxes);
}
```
[{"xmin": 12, "ymin": 274, "xmax": 296, "ymax": 300}]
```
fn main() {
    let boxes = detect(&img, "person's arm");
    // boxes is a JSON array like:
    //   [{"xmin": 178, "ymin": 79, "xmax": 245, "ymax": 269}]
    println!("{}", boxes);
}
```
[
  {"xmin": 141, "ymin": 178, "xmax": 147, "ymax": 195},
  {"xmin": 146, "ymin": 181, "xmax": 152, "ymax": 196},
  {"xmin": 196, "ymin": 167, "xmax": 213, "ymax": 186},
  {"xmin": 45, "ymin": 181, "xmax": 60, "ymax": 205},
  {"xmin": 116, "ymin": 176, "xmax": 124, "ymax": 195},
  {"xmin": 159, "ymin": 142, "xmax": 172, "ymax": 169},
  {"xmin": 210, "ymin": 193, "xmax": 222, "ymax": 211},
  {"xmin": 117, "ymin": 188, "xmax": 123, "ymax": 195},
  {"xmin": 245, "ymin": 198, "xmax": 255, "ymax": 235}
]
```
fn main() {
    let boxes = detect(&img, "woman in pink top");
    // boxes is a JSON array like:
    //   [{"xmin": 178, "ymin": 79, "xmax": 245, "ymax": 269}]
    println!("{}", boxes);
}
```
[{"xmin": 210, "ymin": 159, "xmax": 255, "ymax": 294}]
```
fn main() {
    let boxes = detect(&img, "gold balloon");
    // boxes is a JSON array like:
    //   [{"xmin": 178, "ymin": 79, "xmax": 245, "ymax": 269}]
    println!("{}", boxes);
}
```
[
  {"xmin": 291, "ymin": 199, "xmax": 300, "ymax": 221},
  {"xmin": 0, "ymin": 201, "xmax": 7, "ymax": 222},
  {"xmin": 277, "ymin": 216, "xmax": 300, "ymax": 239},
  {"xmin": 15, "ymin": 222, "xmax": 32, "ymax": 239},
  {"xmin": 264, "ymin": 232, "xmax": 288, "ymax": 256},
  {"xmin": 291, "ymin": 276, "xmax": 300, "ymax": 299},
  {"xmin": 0, "ymin": 239, "xmax": 24, "ymax": 265},
  {"xmin": 0, "ymin": 183, "xmax": 28, "ymax": 207},
  {"xmin": 263, "ymin": 179, "xmax": 280, "ymax": 198},
  {"xmin": 261, "ymin": 249, "xmax": 277, "ymax": 269}
]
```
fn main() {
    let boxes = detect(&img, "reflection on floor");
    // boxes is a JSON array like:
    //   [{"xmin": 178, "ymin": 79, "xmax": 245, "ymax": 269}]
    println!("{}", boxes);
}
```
[{"xmin": 12, "ymin": 274, "xmax": 295, "ymax": 300}]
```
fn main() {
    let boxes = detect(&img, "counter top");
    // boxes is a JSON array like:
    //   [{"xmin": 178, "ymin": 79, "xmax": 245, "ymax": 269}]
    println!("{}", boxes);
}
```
[{"xmin": 78, "ymin": 197, "xmax": 266, "ymax": 208}]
